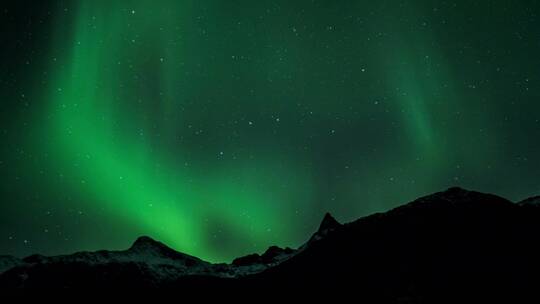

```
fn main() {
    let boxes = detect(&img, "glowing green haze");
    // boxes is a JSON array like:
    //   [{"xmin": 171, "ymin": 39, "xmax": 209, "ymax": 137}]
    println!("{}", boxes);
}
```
[
  {"xmin": 47, "ymin": 1, "xmax": 315, "ymax": 261},
  {"xmin": 2, "ymin": 0, "xmax": 539, "ymax": 262}
]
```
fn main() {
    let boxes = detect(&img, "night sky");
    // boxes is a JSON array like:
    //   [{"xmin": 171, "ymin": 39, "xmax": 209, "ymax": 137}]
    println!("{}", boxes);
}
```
[{"xmin": 1, "ymin": 0, "xmax": 539, "ymax": 262}]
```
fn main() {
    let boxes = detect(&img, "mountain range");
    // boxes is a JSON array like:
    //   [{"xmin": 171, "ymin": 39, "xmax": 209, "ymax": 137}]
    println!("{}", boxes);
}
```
[{"xmin": 1, "ymin": 187, "xmax": 540, "ymax": 301}]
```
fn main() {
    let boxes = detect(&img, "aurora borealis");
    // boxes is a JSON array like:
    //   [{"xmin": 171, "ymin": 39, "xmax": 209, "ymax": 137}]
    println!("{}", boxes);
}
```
[{"xmin": 1, "ymin": 1, "xmax": 540, "ymax": 262}]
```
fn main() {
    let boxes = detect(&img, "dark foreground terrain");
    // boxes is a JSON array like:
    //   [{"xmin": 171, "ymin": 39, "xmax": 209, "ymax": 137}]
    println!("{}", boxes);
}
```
[{"xmin": 2, "ymin": 187, "xmax": 540, "ymax": 301}]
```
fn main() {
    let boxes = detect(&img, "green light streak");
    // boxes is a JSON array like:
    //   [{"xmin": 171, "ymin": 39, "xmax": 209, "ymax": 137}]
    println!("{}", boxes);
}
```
[{"xmin": 45, "ymin": 1, "xmax": 313, "ymax": 262}]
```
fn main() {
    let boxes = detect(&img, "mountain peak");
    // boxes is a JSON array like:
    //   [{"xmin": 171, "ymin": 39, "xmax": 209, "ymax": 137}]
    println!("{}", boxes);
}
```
[
  {"xmin": 130, "ymin": 236, "xmax": 164, "ymax": 251},
  {"xmin": 436, "ymin": 187, "xmax": 512, "ymax": 205},
  {"xmin": 443, "ymin": 186, "xmax": 470, "ymax": 194},
  {"xmin": 397, "ymin": 187, "xmax": 513, "ymax": 214},
  {"xmin": 128, "ymin": 236, "xmax": 205, "ymax": 264},
  {"xmin": 129, "ymin": 236, "xmax": 179, "ymax": 256},
  {"xmin": 518, "ymin": 196, "xmax": 540, "ymax": 206},
  {"xmin": 436, "ymin": 187, "xmax": 479, "ymax": 200},
  {"xmin": 318, "ymin": 212, "xmax": 341, "ymax": 232}
]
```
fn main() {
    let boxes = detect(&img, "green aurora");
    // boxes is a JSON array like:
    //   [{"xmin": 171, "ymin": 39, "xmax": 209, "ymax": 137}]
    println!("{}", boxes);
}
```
[{"xmin": 1, "ymin": 0, "xmax": 539, "ymax": 262}]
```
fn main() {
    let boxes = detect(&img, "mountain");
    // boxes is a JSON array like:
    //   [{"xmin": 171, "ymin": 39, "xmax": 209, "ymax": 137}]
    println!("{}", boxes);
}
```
[
  {"xmin": 518, "ymin": 195, "xmax": 540, "ymax": 206},
  {"xmin": 242, "ymin": 187, "xmax": 540, "ymax": 301},
  {"xmin": 232, "ymin": 245, "xmax": 295, "ymax": 267},
  {"xmin": 0, "ymin": 256, "xmax": 22, "ymax": 273},
  {"xmin": 318, "ymin": 212, "xmax": 341, "ymax": 231},
  {"xmin": 1, "ymin": 187, "xmax": 540, "ymax": 301},
  {"xmin": 304, "ymin": 211, "xmax": 342, "ymax": 245}
]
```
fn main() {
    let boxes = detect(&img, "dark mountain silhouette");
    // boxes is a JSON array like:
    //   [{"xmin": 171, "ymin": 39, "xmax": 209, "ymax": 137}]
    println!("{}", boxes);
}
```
[
  {"xmin": 318, "ymin": 212, "xmax": 341, "ymax": 231},
  {"xmin": 518, "ymin": 195, "xmax": 540, "ymax": 206},
  {"xmin": 0, "ymin": 255, "xmax": 22, "ymax": 273},
  {"xmin": 304, "ymin": 211, "xmax": 342, "ymax": 246},
  {"xmin": 1, "ymin": 187, "xmax": 540, "ymax": 301},
  {"xmin": 232, "ymin": 245, "xmax": 295, "ymax": 267}
]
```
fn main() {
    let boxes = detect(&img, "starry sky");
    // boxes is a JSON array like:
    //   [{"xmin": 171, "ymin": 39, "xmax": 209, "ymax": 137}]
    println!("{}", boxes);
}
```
[{"xmin": 1, "ymin": 0, "xmax": 539, "ymax": 262}]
